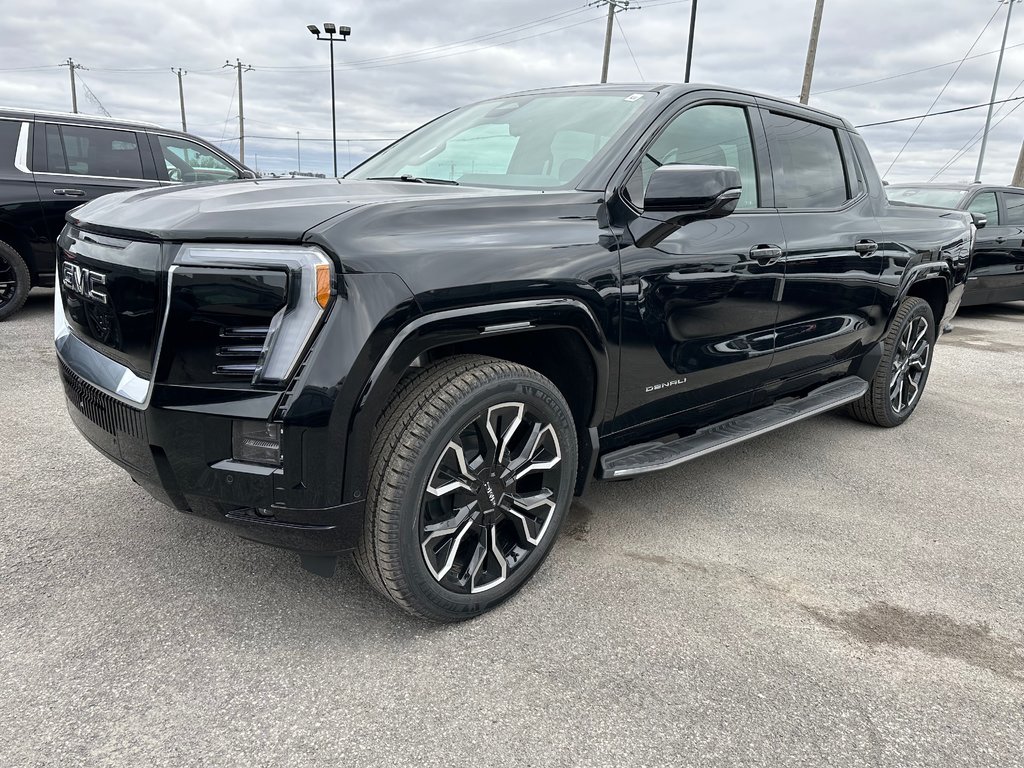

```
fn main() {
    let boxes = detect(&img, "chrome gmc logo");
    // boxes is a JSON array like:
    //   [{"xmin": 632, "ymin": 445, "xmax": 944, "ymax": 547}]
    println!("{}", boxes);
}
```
[{"xmin": 61, "ymin": 262, "xmax": 108, "ymax": 304}]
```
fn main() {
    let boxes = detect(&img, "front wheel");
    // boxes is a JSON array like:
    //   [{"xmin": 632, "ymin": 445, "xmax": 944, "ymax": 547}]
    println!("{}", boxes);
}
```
[
  {"xmin": 848, "ymin": 296, "xmax": 935, "ymax": 427},
  {"xmin": 354, "ymin": 355, "xmax": 578, "ymax": 621}
]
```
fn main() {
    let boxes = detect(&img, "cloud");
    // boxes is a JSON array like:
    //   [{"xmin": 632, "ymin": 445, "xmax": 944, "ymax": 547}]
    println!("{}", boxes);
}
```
[{"xmin": 2, "ymin": 0, "xmax": 1022, "ymax": 183}]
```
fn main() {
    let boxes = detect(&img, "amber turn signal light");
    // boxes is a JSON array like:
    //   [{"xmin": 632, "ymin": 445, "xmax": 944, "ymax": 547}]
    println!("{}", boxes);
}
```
[{"xmin": 315, "ymin": 263, "xmax": 332, "ymax": 309}]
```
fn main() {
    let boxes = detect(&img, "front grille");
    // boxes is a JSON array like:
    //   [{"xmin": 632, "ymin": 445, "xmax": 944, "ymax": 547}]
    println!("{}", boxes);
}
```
[
  {"xmin": 215, "ymin": 326, "xmax": 269, "ymax": 378},
  {"xmin": 59, "ymin": 359, "xmax": 144, "ymax": 438}
]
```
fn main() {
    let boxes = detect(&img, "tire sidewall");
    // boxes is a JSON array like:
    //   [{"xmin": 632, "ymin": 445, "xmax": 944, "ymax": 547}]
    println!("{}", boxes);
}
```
[
  {"xmin": 0, "ymin": 242, "xmax": 30, "ymax": 321},
  {"xmin": 396, "ymin": 375, "xmax": 577, "ymax": 618},
  {"xmin": 882, "ymin": 299, "xmax": 935, "ymax": 425}
]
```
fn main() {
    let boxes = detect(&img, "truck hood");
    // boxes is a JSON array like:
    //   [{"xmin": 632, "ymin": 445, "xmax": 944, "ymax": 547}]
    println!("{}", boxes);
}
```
[{"xmin": 68, "ymin": 178, "xmax": 523, "ymax": 242}]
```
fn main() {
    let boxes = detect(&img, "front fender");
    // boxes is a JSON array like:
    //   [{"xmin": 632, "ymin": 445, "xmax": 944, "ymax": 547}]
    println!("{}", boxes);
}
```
[{"xmin": 340, "ymin": 297, "xmax": 610, "ymax": 503}]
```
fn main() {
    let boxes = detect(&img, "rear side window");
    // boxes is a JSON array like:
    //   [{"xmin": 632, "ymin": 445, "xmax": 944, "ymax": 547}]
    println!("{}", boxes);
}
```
[
  {"xmin": 967, "ymin": 192, "xmax": 1000, "ymax": 225},
  {"xmin": 52, "ymin": 125, "xmax": 144, "ymax": 179},
  {"xmin": 764, "ymin": 112, "xmax": 849, "ymax": 209},
  {"xmin": 1002, "ymin": 192, "xmax": 1024, "ymax": 225}
]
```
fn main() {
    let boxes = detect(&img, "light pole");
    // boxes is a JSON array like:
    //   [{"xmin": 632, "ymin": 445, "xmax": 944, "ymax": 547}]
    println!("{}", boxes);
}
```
[
  {"xmin": 307, "ymin": 22, "xmax": 351, "ymax": 177},
  {"xmin": 296, "ymin": 131, "xmax": 301, "ymax": 173}
]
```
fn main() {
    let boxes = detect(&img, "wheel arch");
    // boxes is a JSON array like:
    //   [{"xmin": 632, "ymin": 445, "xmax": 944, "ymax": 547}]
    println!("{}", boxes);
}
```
[
  {"xmin": 341, "ymin": 298, "xmax": 609, "ymax": 502},
  {"xmin": 901, "ymin": 272, "xmax": 950, "ymax": 329}
]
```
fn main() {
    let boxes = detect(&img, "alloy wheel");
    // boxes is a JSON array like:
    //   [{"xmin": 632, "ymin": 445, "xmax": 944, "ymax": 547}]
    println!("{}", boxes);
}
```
[
  {"xmin": 889, "ymin": 315, "xmax": 930, "ymax": 414},
  {"xmin": 0, "ymin": 252, "xmax": 17, "ymax": 309},
  {"xmin": 420, "ymin": 401, "xmax": 565, "ymax": 595}
]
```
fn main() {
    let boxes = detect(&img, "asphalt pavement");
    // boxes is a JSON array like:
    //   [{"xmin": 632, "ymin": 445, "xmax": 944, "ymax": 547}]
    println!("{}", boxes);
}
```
[{"xmin": 2, "ymin": 289, "xmax": 1023, "ymax": 767}]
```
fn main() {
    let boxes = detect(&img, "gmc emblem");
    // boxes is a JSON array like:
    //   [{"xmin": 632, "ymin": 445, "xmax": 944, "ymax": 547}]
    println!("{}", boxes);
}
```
[{"xmin": 61, "ymin": 262, "xmax": 108, "ymax": 304}]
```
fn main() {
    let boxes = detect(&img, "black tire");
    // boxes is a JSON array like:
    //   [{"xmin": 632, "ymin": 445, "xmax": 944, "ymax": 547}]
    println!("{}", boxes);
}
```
[
  {"xmin": 848, "ymin": 297, "xmax": 935, "ymax": 428},
  {"xmin": 0, "ymin": 240, "xmax": 31, "ymax": 321},
  {"xmin": 354, "ymin": 355, "xmax": 578, "ymax": 621}
]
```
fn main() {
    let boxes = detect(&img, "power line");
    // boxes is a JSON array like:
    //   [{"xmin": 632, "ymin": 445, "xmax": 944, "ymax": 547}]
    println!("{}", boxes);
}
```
[
  {"xmin": 614, "ymin": 10, "xmax": 645, "ymax": 80},
  {"xmin": 856, "ymin": 94, "xmax": 1024, "ymax": 127},
  {"xmin": 811, "ymin": 42, "xmax": 1024, "ymax": 95},
  {"xmin": 929, "ymin": 95, "xmax": 1024, "ymax": 181},
  {"xmin": 881, "ymin": 5, "xmax": 1002, "ymax": 178}
]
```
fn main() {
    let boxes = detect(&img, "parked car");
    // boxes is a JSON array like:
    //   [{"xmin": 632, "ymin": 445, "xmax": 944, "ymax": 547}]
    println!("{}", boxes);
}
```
[
  {"xmin": 55, "ymin": 84, "xmax": 974, "ymax": 621},
  {"xmin": 887, "ymin": 182, "xmax": 1024, "ymax": 306},
  {"xmin": 0, "ymin": 108, "xmax": 254, "ymax": 320}
]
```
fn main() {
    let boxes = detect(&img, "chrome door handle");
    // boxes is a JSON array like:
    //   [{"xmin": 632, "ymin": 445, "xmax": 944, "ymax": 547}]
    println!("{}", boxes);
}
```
[
  {"xmin": 854, "ymin": 239, "xmax": 878, "ymax": 257},
  {"xmin": 750, "ymin": 245, "xmax": 783, "ymax": 266},
  {"xmin": 53, "ymin": 188, "xmax": 85, "ymax": 196}
]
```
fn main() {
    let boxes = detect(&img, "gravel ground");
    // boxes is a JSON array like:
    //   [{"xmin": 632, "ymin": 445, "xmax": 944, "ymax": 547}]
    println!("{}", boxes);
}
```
[{"xmin": 1, "ymin": 290, "xmax": 1022, "ymax": 767}]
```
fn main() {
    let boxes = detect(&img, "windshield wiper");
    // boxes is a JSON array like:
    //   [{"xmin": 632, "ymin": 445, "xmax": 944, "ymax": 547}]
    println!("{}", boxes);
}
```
[{"xmin": 366, "ymin": 174, "xmax": 459, "ymax": 186}]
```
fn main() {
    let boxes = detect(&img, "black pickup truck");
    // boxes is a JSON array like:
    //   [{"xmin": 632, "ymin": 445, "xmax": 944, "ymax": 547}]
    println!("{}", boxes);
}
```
[{"xmin": 55, "ymin": 84, "xmax": 974, "ymax": 620}]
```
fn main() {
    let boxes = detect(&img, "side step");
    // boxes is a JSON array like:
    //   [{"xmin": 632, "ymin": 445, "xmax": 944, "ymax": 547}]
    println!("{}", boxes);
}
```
[{"xmin": 599, "ymin": 376, "xmax": 869, "ymax": 479}]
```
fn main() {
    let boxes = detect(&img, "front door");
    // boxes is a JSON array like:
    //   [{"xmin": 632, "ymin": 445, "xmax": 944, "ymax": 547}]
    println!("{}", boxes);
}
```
[
  {"xmin": 614, "ymin": 99, "xmax": 786, "ymax": 433},
  {"xmin": 32, "ymin": 121, "xmax": 159, "ymax": 248},
  {"xmin": 966, "ymin": 189, "xmax": 1024, "ymax": 305}
]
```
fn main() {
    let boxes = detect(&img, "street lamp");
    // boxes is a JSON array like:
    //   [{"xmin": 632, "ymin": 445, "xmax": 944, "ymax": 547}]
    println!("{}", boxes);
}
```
[{"xmin": 307, "ymin": 22, "xmax": 351, "ymax": 177}]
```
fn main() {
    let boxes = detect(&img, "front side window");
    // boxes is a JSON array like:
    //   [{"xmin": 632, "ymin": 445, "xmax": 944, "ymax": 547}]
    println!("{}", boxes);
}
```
[
  {"xmin": 967, "ymin": 192, "xmax": 999, "ymax": 225},
  {"xmin": 157, "ymin": 135, "xmax": 239, "ymax": 183},
  {"xmin": 348, "ymin": 92, "xmax": 653, "ymax": 189},
  {"xmin": 764, "ymin": 112, "xmax": 849, "ymax": 209},
  {"xmin": 633, "ymin": 103, "xmax": 759, "ymax": 209},
  {"xmin": 1002, "ymin": 192, "xmax": 1024, "ymax": 225},
  {"xmin": 56, "ymin": 125, "xmax": 143, "ymax": 179}
]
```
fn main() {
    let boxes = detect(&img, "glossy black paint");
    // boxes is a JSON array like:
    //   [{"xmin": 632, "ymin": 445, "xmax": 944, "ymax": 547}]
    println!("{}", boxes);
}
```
[
  {"xmin": 57, "ymin": 84, "xmax": 972, "ymax": 557},
  {"xmin": 887, "ymin": 181, "xmax": 1024, "ymax": 307},
  {"xmin": 0, "ymin": 108, "xmax": 250, "ymax": 289}
]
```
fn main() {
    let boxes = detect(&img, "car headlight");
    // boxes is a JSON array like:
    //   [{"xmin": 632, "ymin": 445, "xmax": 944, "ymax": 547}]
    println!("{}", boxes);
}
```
[{"xmin": 174, "ymin": 244, "xmax": 335, "ymax": 386}]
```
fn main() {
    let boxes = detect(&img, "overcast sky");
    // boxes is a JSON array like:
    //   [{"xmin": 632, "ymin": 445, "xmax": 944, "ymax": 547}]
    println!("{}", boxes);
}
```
[{"xmin": 3, "ymin": 0, "xmax": 1023, "ymax": 183}]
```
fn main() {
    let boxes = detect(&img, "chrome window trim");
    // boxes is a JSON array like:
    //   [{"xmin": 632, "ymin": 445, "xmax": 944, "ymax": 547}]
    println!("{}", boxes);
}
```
[
  {"xmin": 14, "ymin": 121, "xmax": 29, "ymax": 173},
  {"xmin": 31, "ymin": 169, "xmax": 154, "ymax": 183}
]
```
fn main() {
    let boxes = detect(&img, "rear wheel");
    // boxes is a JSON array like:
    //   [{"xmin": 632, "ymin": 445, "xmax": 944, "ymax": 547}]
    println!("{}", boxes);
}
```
[
  {"xmin": 355, "ymin": 355, "xmax": 578, "ymax": 621},
  {"xmin": 848, "ymin": 297, "xmax": 935, "ymax": 427},
  {"xmin": 0, "ymin": 240, "xmax": 30, "ymax": 321}
]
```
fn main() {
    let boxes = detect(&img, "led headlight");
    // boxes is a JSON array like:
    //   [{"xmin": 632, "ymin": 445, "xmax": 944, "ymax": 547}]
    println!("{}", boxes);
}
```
[{"xmin": 175, "ymin": 244, "xmax": 335, "ymax": 386}]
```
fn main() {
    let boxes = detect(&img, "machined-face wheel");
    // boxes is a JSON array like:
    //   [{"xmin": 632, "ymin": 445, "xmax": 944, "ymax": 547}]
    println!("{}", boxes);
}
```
[
  {"xmin": 889, "ymin": 315, "xmax": 930, "ymax": 414},
  {"xmin": 355, "ymin": 355, "xmax": 578, "ymax": 621},
  {"xmin": 420, "ymin": 401, "xmax": 564, "ymax": 595}
]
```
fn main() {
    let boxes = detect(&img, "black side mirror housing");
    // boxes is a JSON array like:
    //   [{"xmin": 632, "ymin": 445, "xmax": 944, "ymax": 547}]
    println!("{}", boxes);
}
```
[
  {"xmin": 644, "ymin": 164, "xmax": 742, "ymax": 223},
  {"xmin": 971, "ymin": 211, "xmax": 987, "ymax": 229},
  {"xmin": 631, "ymin": 165, "xmax": 742, "ymax": 247}
]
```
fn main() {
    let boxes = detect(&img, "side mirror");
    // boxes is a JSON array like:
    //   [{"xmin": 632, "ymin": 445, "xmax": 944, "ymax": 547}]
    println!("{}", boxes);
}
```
[
  {"xmin": 644, "ymin": 164, "xmax": 742, "ymax": 224},
  {"xmin": 239, "ymin": 169, "xmax": 257, "ymax": 180},
  {"xmin": 970, "ymin": 211, "xmax": 987, "ymax": 229}
]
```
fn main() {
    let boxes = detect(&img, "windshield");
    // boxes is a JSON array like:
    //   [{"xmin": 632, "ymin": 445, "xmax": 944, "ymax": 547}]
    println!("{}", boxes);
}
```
[
  {"xmin": 886, "ymin": 186, "xmax": 967, "ymax": 208},
  {"xmin": 346, "ymin": 91, "xmax": 654, "ymax": 189}
]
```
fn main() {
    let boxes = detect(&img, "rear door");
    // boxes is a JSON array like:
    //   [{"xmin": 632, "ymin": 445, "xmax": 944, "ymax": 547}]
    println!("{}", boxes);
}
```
[
  {"xmin": 33, "ymin": 121, "xmax": 160, "ymax": 246},
  {"xmin": 757, "ymin": 106, "xmax": 883, "ymax": 400},
  {"xmin": 967, "ymin": 189, "xmax": 1024, "ymax": 304}
]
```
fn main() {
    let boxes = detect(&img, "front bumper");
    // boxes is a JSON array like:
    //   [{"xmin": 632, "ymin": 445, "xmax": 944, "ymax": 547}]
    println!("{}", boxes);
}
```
[{"xmin": 56, "ymin": 303, "xmax": 365, "ymax": 556}]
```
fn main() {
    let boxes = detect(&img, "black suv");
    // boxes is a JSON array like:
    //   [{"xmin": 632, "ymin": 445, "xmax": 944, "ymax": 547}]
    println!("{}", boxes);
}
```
[
  {"xmin": 887, "ymin": 182, "xmax": 1024, "ymax": 306},
  {"xmin": 0, "ymin": 108, "xmax": 253, "ymax": 319},
  {"xmin": 55, "ymin": 84, "xmax": 973, "ymax": 620}
]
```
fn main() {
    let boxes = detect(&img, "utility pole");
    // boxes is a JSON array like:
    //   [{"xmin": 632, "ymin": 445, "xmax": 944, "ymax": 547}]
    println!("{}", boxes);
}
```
[
  {"xmin": 296, "ymin": 131, "xmax": 301, "ymax": 173},
  {"xmin": 799, "ymin": 0, "xmax": 826, "ymax": 104},
  {"xmin": 684, "ymin": 0, "xmax": 698, "ymax": 83},
  {"xmin": 61, "ymin": 58, "xmax": 83, "ymax": 113},
  {"xmin": 172, "ymin": 68, "xmax": 187, "ymax": 132},
  {"xmin": 224, "ymin": 59, "xmax": 253, "ymax": 164},
  {"xmin": 595, "ymin": 0, "xmax": 632, "ymax": 84},
  {"xmin": 978, "ymin": 0, "xmax": 1017, "ymax": 182}
]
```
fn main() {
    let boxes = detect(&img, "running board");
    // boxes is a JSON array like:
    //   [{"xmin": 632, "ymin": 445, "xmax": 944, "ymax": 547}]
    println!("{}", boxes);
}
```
[{"xmin": 599, "ymin": 376, "xmax": 869, "ymax": 479}]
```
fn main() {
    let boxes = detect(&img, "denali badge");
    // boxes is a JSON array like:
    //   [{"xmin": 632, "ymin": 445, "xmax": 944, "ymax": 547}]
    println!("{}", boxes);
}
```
[
  {"xmin": 646, "ymin": 378, "xmax": 687, "ymax": 393},
  {"xmin": 61, "ymin": 262, "xmax": 108, "ymax": 304}
]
